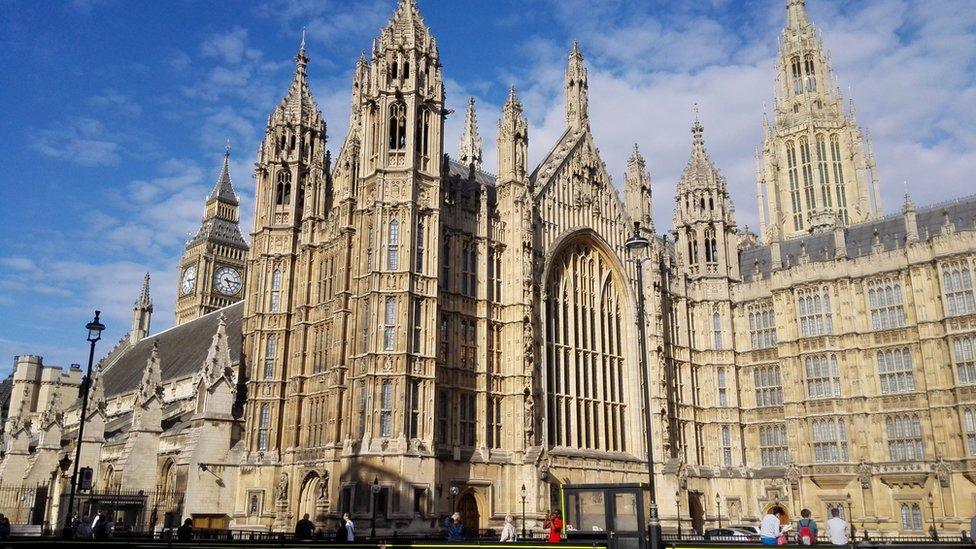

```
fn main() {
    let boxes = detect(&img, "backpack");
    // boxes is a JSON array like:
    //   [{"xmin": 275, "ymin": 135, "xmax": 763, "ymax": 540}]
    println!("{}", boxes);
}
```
[
  {"xmin": 334, "ymin": 524, "xmax": 346, "ymax": 541},
  {"xmin": 798, "ymin": 518, "xmax": 814, "ymax": 545}
]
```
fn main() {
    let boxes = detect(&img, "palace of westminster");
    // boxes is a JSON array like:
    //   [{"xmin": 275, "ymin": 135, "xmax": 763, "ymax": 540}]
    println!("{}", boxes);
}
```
[{"xmin": 2, "ymin": 0, "xmax": 975, "ymax": 538}]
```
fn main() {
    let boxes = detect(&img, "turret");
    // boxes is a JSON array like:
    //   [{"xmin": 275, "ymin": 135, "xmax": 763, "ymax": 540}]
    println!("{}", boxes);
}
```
[
  {"xmin": 564, "ymin": 41, "xmax": 589, "ymax": 131},
  {"xmin": 130, "ymin": 273, "xmax": 152, "ymax": 346},
  {"xmin": 757, "ymin": 0, "xmax": 881, "ymax": 241},
  {"xmin": 625, "ymin": 144, "xmax": 653, "ymax": 234},
  {"xmin": 672, "ymin": 107, "xmax": 737, "ymax": 279},
  {"xmin": 458, "ymin": 97, "xmax": 483, "ymax": 174},
  {"xmin": 497, "ymin": 86, "xmax": 528, "ymax": 185}
]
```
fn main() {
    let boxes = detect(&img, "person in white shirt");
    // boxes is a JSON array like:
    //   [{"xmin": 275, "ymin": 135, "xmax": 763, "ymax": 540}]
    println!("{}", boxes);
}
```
[
  {"xmin": 826, "ymin": 508, "xmax": 850, "ymax": 546},
  {"xmin": 343, "ymin": 512, "xmax": 355, "ymax": 541},
  {"xmin": 499, "ymin": 515, "xmax": 517, "ymax": 542},
  {"xmin": 759, "ymin": 506, "xmax": 786, "ymax": 545}
]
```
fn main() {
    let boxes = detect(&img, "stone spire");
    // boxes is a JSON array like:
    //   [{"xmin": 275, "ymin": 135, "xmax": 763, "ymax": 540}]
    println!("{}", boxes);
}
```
[
  {"xmin": 130, "ymin": 272, "xmax": 153, "ymax": 346},
  {"xmin": 786, "ymin": 0, "xmax": 811, "ymax": 31},
  {"xmin": 757, "ymin": 0, "xmax": 880, "ymax": 242},
  {"xmin": 270, "ymin": 33, "xmax": 322, "ymax": 127},
  {"xmin": 625, "ymin": 144, "xmax": 653, "ymax": 232},
  {"xmin": 498, "ymin": 86, "xmax": 529, "ymax": 183},
  {"xmin": 565, "ymin": 40, "xmax": 589, "ymax": 131},
  {"xmin": 208, "ymin": 141, "xmax": 239, "ymax": 206},
  {"xmin": 199, "ymin": 313, "xmax": 233, "ymax": 389},
  {"xmin": 458, "ymin": 97, "xmax": 483, "ymax": 171}
]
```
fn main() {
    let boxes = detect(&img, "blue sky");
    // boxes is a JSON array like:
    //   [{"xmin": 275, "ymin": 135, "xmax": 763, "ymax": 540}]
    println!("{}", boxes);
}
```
[{"xmin": 1, "ymin": 0, "xmax": 974, "ymax": 376}]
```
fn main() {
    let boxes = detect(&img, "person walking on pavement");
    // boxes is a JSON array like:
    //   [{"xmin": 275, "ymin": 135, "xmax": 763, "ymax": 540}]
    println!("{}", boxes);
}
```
[
  {"xmin": 826, "ymin": 507, "xmax": 850, "ymax": 546},
  {"xmin": 446, "ymin": 512, "xmax": 465, "ymax": 541},
  {"xmin": 500, "ymin": 514, "xmax": 517, "ymax": 542},
  {"xmin": 343, "ymin": 512, "xmax": 355, "ymax": 541},
  {"xmin": 295, "ymin": 513, "xmax": 315, "ymax": 540},
  {"xmin": 176, "ymin": 518, "xmax": 194, "ymax": 542}
]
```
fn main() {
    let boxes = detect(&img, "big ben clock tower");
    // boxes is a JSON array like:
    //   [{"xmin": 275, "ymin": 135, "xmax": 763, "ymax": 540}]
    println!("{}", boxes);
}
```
[{"xmin": 175, "ymin": 144, "xmax": 249, "ymax": 325}]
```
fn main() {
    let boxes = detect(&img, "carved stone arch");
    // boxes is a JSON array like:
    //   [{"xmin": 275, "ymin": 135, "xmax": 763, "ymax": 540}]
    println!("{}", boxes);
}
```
[
  {"xmin": 541, "ymin": 229, "xmax": 641, "ymax": 456},
  {"xmin": 298, "ymin": 471, "xmax": 323, "ymax": 524}
]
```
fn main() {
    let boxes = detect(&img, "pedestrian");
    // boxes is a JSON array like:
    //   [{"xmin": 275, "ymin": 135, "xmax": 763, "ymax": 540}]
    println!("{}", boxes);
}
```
[
  {"xmin": 446, "ymin": 512, "xmax": 465, "ymax": 541},
  {"xmin": 759, "ymin": 506, "xmax": 786, "ymax": 546},
  {"xmin": 343, "ymin": 512, "xmax": 355, "ymax": 541},
  {"xmin": 797, "ymin": 508, "xmax": 817, "ymax": 545},
  {"xmin": 93, "ymin": 512, "xmax": 109, "ymax": 540},
  {"xmin": 544, "ymin": 509, "xmax": 563, "ymax": 544},
  {"xmin": 0, "ymin": 514, "xmax": 10, "ymax": 540},
  {"xmin": 970, "ymin": 513, "xmax": 976, "ymax": 545},
  {"xmin": 177, "ymin": 518, "xmax": 194, "ymax": 542},
  {"xmin": 500, "ymin": 514, "xmax": 517, "ymax": 542},
  {"xmin": 825, "ymin": 507, "xmax": 849, "ymax": 546},
  {"xmin": 295, "ymin": 513, "xmax": 315, "ymax": 540}
]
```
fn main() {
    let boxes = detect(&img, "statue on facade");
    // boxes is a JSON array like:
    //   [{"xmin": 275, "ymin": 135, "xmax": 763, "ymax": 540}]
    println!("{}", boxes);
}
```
[
  {"xmin": 277, "ymin": 472, "xmax": 289, "ymax": 501},
  {"xmin": 523, "ymin": 386, "xmax": 535, "ymax": 446}
]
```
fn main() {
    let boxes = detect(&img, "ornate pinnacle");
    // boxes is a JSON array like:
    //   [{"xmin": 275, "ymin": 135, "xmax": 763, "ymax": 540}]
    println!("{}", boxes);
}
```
[
  {"xmin": 692, "ymin": 103, "xmax": 704, "ymax": 148},
  {"xmin": 458, "ymin": 97, "xmax": 482, "ymax": 170},
  {"xmin": 135, "ymin": 272, "xmax": 152, "ymax": 309}
]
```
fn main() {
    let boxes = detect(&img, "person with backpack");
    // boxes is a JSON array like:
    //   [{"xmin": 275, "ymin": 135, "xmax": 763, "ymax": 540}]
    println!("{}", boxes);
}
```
[{"xmin": 797, "ymin": 508, "xmax": 818, "ymax": 545}]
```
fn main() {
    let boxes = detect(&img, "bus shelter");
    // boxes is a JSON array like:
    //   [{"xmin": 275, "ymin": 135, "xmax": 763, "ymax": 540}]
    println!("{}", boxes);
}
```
[{"xmin": 561, "ymin": 483, "xmax": 649, "ymax": 549}]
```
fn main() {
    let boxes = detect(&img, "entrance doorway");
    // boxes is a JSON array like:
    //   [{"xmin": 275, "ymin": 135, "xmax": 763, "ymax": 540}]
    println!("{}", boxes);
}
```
[
  {"xmin": 688, "ymin": 492, "xmax": 705, "ymax": 534},
  {"xmin": 458, "ymin": 492, "xmax": 479, "ymax": 533}
]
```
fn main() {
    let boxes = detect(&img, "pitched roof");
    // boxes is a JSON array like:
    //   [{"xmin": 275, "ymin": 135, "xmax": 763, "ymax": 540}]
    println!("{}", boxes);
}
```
[
  {"xmin": 99, "ymin": 301, "xmax": 244, "ymax": 398},
  {"xmin": 208, "ymin": 146, "xmax": 239, "ymax": 206},
  {"xmin": 739, "ymin": 194, "xmax": 976, "ymax": 281}
]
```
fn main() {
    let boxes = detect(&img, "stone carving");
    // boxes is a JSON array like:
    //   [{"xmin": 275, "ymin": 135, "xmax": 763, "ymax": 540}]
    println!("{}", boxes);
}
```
[
  {"xmin": 277, "ymin": 472, "xmax": 289, "ymax": 501},
  {"xmin": 523, "ymin": 386, "xmax": 535, "ymax": 446},
  {"xmin": 858, "ymin": 460, "xmax": 872, "ymax": 489},
  {"xmin": 785, "ymin": 462, "xmax": 800, "ymax": 486}
]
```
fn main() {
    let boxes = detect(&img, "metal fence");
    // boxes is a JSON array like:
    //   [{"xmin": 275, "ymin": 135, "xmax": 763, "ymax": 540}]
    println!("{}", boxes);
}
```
[
  {"xmin": 59, "ymin": 487, "xmax": 184, "ymax": 533},
  {"xmin": 0, "ymin": 484, "xmax": 47, "ymax": 525}
]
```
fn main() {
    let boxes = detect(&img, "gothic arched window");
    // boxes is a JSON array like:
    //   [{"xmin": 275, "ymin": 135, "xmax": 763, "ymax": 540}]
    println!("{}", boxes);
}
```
[
  {"xmin": 829, "ymin": 134, "xmax": 849, "ymax": 223},
  {"xmin": 712, "ymin": 311, "xmax": 723, "ymax": 349},
  {"xmin": 388, "ymin": 102, "xmax": 407, "ymax": 150},
  {"xmin": 546, "ymin": 241, "xmax": 628, "ymax": 452},
  {"xmin": 384, "ymin": 297, "xmax": 396, "ymax": 351},
  {"xmin": 415, "ymin": 219, "xmax": 425, "ymax": 273},
  {"xmin": 791, "ymin": 56, "xmax": 803, "ymax": 95},
  {"xmin": 387, "ymin": 218, "xmax": 400, "ymax": 270},
  {"xmin": 786, "ymin": 141, "xmax": 802, "ymax": 230},
  {"xmin": 257, "ymin": 404, "xmax": 270, "ymax": 451},
  {"xmin": 804, "ymin": 54, "xmax": 817, "ymax": 91},
  {"xmin": 799, "ymin": 137, "xmax": 816, "ymax": 211},
  {"xmin": 264, "ymin": 335, "xmax": 277, "ymax": 379},
  {"xmin": 270, "ymin": 269, "xmax": 282, "ymax": 312},
  {"xmin": 275, "ymin": 170, "xmax": 292, "ymax": 205}
]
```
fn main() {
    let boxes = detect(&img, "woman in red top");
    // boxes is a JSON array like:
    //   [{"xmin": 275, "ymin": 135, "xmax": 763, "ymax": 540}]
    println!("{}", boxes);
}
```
[{"xmin": 545, "ymin": 509, "xmax": 563, "ymax": 543}]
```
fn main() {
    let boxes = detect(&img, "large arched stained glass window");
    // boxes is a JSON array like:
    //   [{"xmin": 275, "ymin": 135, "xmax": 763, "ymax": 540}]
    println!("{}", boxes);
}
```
[{"xmin": 545, "ymin": 240, "xmax": 627, "ymax": 452}]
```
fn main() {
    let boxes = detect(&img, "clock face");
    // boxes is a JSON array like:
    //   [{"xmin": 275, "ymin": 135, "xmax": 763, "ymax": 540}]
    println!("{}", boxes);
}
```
[
  {"xmin": 180, "ymin": 266, "xmax": 197, "ymax": 296},
  {"xmin": 214, "ymin": 266, "xmax": 243, "ymax": 296}
]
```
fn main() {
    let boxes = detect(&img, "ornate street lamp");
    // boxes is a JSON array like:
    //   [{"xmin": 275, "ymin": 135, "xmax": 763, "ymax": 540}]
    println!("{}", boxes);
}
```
[
  {"xmin": 371, "ymin": 477, "xmax": 381, "ymax": 538},
  {"xmin": 715, "ymin": 493, "xmax": 722, "ymax": 529},
  {"xmin": 846, "ymin": 493, "xmax": 855, "ymax": 541},
  {"xmin": 675, "ymin": 491, "xmax": 682, "ymax": 540},
  {"xmin": 927, "ymin": 493, "xmax": 938, "ymax": 541},
  {"xmin": 62, "ymin": 311, "xmax": 104, "ymax": 538},
  {"xmin": 624, "ymin": 222, "xmax": 660, "ymax": 549},
  {"xmin": 520, "ymin": 484, "xmax": 528, "ymax": 539},
  {"xmin": 450, "ymin": 485, "xmax": 459, "ymax": 513}
]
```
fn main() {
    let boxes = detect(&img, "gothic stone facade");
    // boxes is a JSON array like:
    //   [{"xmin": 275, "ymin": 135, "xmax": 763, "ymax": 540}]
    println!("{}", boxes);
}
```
[{"xmin": 2, "ymin": 0, "xmax": 975, "ymax": 538}]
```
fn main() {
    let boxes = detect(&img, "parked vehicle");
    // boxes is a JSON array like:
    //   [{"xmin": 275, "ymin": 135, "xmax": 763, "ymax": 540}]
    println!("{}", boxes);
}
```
[
  {"xmin": 703, "ymin": 527, "xmax": 759, "ymax": 542},
  {"xmin": 727, "ymin": 524, "xmax": 761, "ymax": 536}
]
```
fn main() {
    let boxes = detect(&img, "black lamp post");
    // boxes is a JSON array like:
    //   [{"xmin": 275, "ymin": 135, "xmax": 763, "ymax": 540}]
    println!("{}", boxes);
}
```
[
  {"xmin": 675, "ymin": 491, "xmax": 681, "ymax": 540},
  {"xmin": 927, "ymin": 493, "xmax": 938, "ymax": 541},
  {"xmin": 62, "ymin": 311, "xmax": 104, "ymax": 538},
  {"xmin": 450, "ymin": 485, "xmax": 459, "ymax": 512},
  {"xmin": 370, "ymin": 477, "xmax": 380, "ymax": 538},
  {"xmin": 520, "ymin": 484, "xmax": 527, "ymax": 539},
  {"xmin": 624, "ymin": 223, "xmax": 660, "ymax": 549},
  {"xmin": 846, "ymin": 493, "xmax": 855, "ymax": 541},
  {"xmin": 715, "ymin": 494, "xmax": 722, "ymax": 529}
]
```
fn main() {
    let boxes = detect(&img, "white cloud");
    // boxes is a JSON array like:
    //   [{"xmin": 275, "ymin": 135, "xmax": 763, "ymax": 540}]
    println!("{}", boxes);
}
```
[{"xmin": 31, "ymin": 117, "xmax": 122, "ymax": 167}]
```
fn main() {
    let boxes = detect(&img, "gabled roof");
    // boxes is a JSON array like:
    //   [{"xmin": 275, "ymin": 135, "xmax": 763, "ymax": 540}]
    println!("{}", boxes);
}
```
[{"xmin": 98, "ymin": 302, "xmax": 244, "ymax": 398}]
